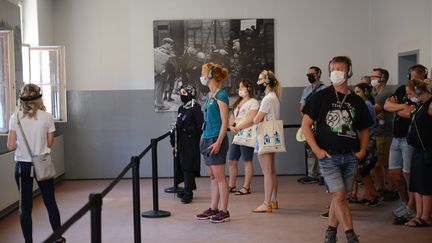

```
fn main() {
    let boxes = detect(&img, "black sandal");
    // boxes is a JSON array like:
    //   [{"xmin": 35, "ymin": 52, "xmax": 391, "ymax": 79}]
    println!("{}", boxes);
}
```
[
  {"xmin": 228, "ymin": 185, "xmax": 237, "ymax": 193},
  {"xmin": 235, "ymin": 187, "xmax": 251, "ymax": 195}
]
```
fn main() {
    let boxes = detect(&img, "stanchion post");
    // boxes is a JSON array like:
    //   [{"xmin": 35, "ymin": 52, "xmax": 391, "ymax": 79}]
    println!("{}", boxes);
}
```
[
  {"xmin": 164, "ymin": 151, "xmax": 184, "ymax": 193},
  {"xmin": 131, "ymin": 156, "xmax": 141, "ymax": 243},
  {"xmin": 89, "ymin": 193, "xmax": 102, "ymax": 243},
  {"xmin": 142, "ymin": 139, "xmax": 171, "ymax": 218}
]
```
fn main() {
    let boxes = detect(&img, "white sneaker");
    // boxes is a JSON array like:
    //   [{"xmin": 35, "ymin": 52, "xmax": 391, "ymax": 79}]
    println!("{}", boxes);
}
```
[{"xmin": 392, "ymin": 204, "xmax": 406, "ymax": 217}]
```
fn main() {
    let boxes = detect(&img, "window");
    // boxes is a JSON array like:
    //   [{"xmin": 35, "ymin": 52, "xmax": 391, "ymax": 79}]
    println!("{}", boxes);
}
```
[
  {"xmin": 0, "ymin": 30, "xmax": 16, "ymax": 134},
  {"xmin": 22, "ymin": 46, "xmax": 67, "ymax": 122}
]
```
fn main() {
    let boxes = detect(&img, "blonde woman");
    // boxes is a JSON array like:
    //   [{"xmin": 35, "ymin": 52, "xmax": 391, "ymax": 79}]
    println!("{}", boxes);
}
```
[
  {"xmin": 252, "ymin": 70, "xmax": 282, "ymax": 213},
  {"xmin": 228, "ymin": 79, "xmax": 259, "ymax": 195},
  {"xmin": 7, "ymin": 84, "xmax": 66, "ymax": 243},
  {"xmin": 195, "ymin": 63, "xmax": 231, "ymax": 223}
]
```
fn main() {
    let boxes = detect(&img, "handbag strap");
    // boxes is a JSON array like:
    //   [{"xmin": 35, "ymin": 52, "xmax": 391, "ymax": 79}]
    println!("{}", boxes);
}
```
[
  {"xmin": 413, "ymin": 118, "xmax": 426, "ymax": 151},
  {"xmin": 16, "ymin": 112, "xmax": 35, "ymax": 160},
  {"xmin": 264, "ymin": 95, "xmax": 278, "ymax": 122}
]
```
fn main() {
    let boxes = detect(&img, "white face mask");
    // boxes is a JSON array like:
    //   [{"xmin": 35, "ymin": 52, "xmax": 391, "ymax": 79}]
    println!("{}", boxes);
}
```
[
  {"xmin": 200, "ymin": 76, "xmax": 207, "ymax": 86},
  {"xmin": 371, "ymin": 79, "xmax": 380, "ymax": 87},
  {"xmin": 330, "ymin": 71, "xmax": 346, "ymax": 86},
  {"xmin": 238, "ymin": 89, "xmax": 246, "ymax": 98},
  {"xmin": 410, "ymin": 96, "xmax": 419, "ymax": 103}
]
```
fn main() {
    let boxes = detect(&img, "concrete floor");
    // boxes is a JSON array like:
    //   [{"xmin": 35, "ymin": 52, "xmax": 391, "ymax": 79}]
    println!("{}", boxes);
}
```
[{"xmin": 0, "ymin": 176, "xmax": 431, "ymax": 243}]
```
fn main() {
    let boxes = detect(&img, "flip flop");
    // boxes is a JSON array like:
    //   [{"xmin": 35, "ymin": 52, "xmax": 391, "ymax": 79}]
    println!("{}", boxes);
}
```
[{"xmin": 405, "ymin": 218, "xmax": 431, "ymax": 227}]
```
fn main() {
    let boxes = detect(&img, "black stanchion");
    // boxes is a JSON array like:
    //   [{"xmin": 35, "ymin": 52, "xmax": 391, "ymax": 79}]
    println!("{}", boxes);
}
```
[
  {"xmin": 131, "ymin": 156, "xmax": 141, "ymax": 243},
  {"xmin": 142, "ymin": 139, "xmax": 171, "ymax": 218},
  {"xmin": 89, "ymin": 193, "xmax": 102, "ymax": 243},
  {"xmin": 164, "ymin": 152, "xmax": 184, "ymax": 194}
]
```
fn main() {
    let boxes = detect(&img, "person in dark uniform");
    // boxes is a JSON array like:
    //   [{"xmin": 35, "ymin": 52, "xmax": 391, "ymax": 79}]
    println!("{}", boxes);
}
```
[{"xmin": 170, "ymin": 85, "xmax": 204, "ymax": 204}]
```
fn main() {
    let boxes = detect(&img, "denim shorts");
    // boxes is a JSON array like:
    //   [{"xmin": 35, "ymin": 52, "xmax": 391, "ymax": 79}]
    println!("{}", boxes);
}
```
[
  {"xmin": 228, "ymin": 143, "xmax": 255, "ymax": 161},
  {"xmin": 200, "ymin": 136, "xmax": 229, "ymax": 166},
  {"xmin": 388, "ymin": 137, "xmax": 414, "ymax": 173},
  {"xmin": 319, "ymin": 153, "xmax": 359, "ymax": 193}
]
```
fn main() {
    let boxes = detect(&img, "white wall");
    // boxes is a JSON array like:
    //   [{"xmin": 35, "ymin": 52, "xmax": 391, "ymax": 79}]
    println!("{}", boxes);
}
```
[
  {"xmin": 37, "ymin": 0, "xmax": 53, "ymax": 45},
  {"xmin": 370, "ymin": 0, "xmax": 432, "ymax": 84},
  {"xmin": 52, "ymin": 0, "xmax": 371, "ymax": 91}
]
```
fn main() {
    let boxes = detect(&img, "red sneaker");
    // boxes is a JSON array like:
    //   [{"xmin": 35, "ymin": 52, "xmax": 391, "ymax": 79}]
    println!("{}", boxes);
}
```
[{"xmin": 196, "ymin": 208, "xmax": 218, "ymax": 220}]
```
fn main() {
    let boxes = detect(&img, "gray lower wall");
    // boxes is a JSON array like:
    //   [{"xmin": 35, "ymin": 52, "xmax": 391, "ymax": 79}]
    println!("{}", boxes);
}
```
[{"xmin": 55, "ymin": 87, "xmax": 307, "ymax": 179}]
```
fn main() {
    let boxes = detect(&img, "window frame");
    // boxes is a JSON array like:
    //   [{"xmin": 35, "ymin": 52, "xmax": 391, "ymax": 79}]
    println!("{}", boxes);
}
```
[
  {"xmin": 23, "ymin": 45, "xmax": 67, "ymax": 122},
  {"xmin": 0, "ymin": 30, "xmax": 16, "ymax": 135}
]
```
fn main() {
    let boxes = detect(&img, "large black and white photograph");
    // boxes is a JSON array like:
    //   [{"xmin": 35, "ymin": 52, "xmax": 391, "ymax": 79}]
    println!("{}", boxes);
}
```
[{"xmin": 153, "ymin": 18, "xmax": 274, "ymax": 112}]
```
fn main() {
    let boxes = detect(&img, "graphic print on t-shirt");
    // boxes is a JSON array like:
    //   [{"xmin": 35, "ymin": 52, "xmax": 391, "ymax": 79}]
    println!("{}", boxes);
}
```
[{"xmin": 325, "ymin": 102, "xmax": 357, "ymax": 139}]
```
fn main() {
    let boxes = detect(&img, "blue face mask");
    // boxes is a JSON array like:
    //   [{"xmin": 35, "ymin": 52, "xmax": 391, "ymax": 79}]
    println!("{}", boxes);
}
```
[
  {"xmin": 258, "ymin": 83, "xmax": 266, "ymax": 92},
  {"xmin": 200, "ymin": 77, "xmax": 207, "ymax": 86}
]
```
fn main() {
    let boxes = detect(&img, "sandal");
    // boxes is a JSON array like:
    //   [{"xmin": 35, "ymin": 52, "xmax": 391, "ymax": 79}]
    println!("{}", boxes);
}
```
[
  {"xmin": 228, "ymin": 185, "xmax": 237, "ymax": 193},
  {"xmin": 235, "ymin": 187, "xmax": 251, "ymax": 195},
  {"xmin": 405, "ymin": 218, "xmax": 431, "ymax": 227}
]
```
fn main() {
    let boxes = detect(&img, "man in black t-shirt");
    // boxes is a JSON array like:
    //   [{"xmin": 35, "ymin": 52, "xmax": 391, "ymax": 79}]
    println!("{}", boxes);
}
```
[
  {"xmin": 302, "ymin": 56, "xmax": 372, "ymax": 243},
  {"xmin": 383, "ymin": 64, "xmax": 427, "ymax": 222}
]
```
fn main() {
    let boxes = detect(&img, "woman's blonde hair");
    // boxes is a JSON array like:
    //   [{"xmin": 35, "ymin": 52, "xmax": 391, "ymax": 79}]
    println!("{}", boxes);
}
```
[
  {"xmin": 202, "ymin": 63, "xmax": 229, "ymax": 83},
  {"xmin": 260, "ymin": 70, "xmax": 282, "ymax": 100},
  {"xmin": 19, "ymin": 83, "xmax": 45, "ymax": 119}
]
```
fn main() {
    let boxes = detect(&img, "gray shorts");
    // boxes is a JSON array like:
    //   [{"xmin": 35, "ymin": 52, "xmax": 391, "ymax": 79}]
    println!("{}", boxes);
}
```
[{"xmin": 200, "ymin": 136, "xmax": 228, "ymax": 166}]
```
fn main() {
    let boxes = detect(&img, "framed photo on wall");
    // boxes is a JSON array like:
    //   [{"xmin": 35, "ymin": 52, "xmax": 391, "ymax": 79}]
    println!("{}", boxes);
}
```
[{"xmin": 153, "ymin": 18, "xmax": 275, "ymax": 112}]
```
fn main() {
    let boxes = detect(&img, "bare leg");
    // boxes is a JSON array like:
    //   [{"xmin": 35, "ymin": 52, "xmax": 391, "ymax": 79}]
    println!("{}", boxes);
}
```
[
  {"xmin": 228, "ymin": 160, "xmax": 238, "ymax": 188},
  {"xmin": 332, "ymin": 191, "xmax": 354, "ymax": 231},
  {"xmin": 421, "ymin": 195, "xmax": 432, "ymax": 223},
  {"xmin": 211, "ymin": 165, "xmax": 229, "ymax": 212},
  {"xmin": 403, "ymin": 172, "xmax": 415, "ymax": 209},
  {"xmin": 207, "ymin": 166, "xmax": 220, "ymax": 210},
  {"xmin": 243, "ymin": 160, "xmax": 254, "ymax": 189},
  {"xmin": 258, "ymin": 153, "xmax": 274, "ymax": 206}
]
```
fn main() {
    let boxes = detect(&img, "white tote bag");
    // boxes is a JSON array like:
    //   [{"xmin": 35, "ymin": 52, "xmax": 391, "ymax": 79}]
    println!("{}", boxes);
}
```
[
  {"xmin": 256, "ymin": 101, "xmax": 286, "ymax": 155},
  {"xmin": 232, "ymin": 122, "xmax": 257, "ymax": 148}
]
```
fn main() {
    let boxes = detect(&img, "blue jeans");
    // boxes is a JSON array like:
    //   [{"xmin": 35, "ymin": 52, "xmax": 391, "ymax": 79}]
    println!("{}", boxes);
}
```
[
  {"xmin": 389, "ymin": 137, "xmax": 414, "ymax": 173},
  {"xmin": 319, "ymin": 153, "xmax": 359, "ymax": 193},
  {"xmin": 15, "ymin": 162, "xmax": 61, "ymax": 243}
]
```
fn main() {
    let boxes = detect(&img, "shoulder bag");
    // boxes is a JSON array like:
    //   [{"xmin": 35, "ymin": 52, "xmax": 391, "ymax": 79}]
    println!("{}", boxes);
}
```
[{"xmin": 17, "ymin": 113, "xmax": 56, "ymax": 181}]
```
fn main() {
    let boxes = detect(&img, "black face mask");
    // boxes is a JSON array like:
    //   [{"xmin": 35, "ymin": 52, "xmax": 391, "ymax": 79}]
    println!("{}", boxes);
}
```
[
  {"xmin": 307, "ymin": 74, "xmax": 316, "ymax": 84},
  {"xmin": 258, "ymin": 83, "xmax": 266, "ymax": 92},
  {"xmin": 180, "ymin": 95, "xmax": 190, "ymax": 104}
]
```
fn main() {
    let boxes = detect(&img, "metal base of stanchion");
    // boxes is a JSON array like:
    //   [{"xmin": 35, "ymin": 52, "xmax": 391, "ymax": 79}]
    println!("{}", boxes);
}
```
[
  {"xmin": 164, "ymin": 186, "xmax": 184, "ymax": 193},
  {"xmin": 141, "ymin": 210, "xmax": 171, "ymax": 218}
]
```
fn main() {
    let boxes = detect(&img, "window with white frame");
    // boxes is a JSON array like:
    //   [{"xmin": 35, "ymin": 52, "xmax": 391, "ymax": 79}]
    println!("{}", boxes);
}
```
[
  {"xmin": 22, "ymin": 46, "xmax": 67, "ymax": 122},
  {"xmin": 0, "ymin": 30, "xmax": 16, "ymax": 134}
]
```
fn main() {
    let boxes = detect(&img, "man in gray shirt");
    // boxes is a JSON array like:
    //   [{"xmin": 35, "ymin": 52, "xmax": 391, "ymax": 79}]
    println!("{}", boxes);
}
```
[
  {"xmin": 298, "ymin": 66, "xmax": 326, "ymax": 184},
  {"xmin": 370, "ymin": 68, "xmax": 393, "ymax": 193}
]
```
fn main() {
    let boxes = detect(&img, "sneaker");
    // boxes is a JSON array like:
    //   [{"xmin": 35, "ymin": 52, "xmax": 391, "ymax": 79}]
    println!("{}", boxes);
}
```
[
  {"xmin": 401, "ymin": 207, "xmax": 416, "ymax": 220},
  {"xmin": 346, "ymin": 232, "xmax": 359, "ymax": 243},
  {"xmin": 196, "ymin": 208, "xmax": 218, "ymax": 220},
  {"xmin": 392, "ymin": 204, "xmax": 407, "ymax": 217},
  {"xmin": 298, "ymin": 176, "xmax": 319, "ymax": 184},
  {"xmin": 210, "ymin": 210, "xmax": 230, "ymax": 223},
  {"xmin": 321, "ymin": 210, "xmax": 329, "ymax": 219},
  {"xmin": 365, "ymin": 195, "xmax": 384, "ymax": 207},
  {"xmin": 324, "ymin": 228, "xmax": 337, "ymax": 243}
]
